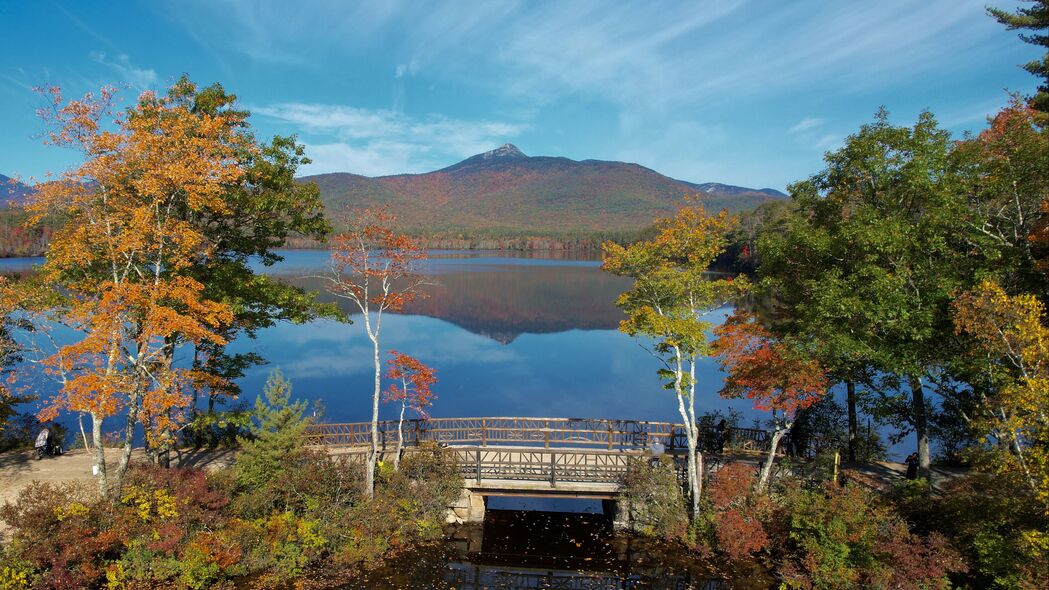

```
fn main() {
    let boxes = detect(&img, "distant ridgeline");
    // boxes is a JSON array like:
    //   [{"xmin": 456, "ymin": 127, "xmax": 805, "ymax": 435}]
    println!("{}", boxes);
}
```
[{"xmin": 0, "ymin": 146, "xmax": 785, "ymax": 258}]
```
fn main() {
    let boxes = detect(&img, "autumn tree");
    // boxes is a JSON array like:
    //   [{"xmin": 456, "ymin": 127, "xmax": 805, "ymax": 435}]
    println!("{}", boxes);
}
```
[
  {"xmin": 142, "ymin": 78, "xmax": 331, "ymax": 455},
  {"xmin": 25, "ymin": 84, "xmax": 240, "ymax": 497},
  {"xmin": 990, "ymin": 0, "xmax": 1049, "ymax": 112},
  {"xmin": 713, "ymin": 312, "xmax": 827, "ymax": 491},
  {"xmin": 758, "ymin": 110, "xmax": 975, "ymax": 477},
  {"xmin": 322, "ymin": 209, "xmax": 428, "ymax": 497},
  {"xmin": 953, "ymin": 280, "xmax": 1049, "ymax": 516},
  {"xmin": 603, "ymin": 201, "xmax": 749, "ymax": 518},
  {"xmin": 383, "ymin": 351, "xmax": 437, "ymax": 470},
  {"xmin": 954, "ymin": 99, "xmax": 1049, "ymax": 288}
]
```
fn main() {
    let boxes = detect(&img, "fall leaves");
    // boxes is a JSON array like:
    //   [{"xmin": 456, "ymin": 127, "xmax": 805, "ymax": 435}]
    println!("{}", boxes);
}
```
[
  {"xmin": 22, "ymin": 80, "xmax": 248, "ymax": 494},
  {"xmin": 953, "ymin": 280, "xmax": 1049, "ymax": 512},
  {"xmin": 383, "ymin": 351, "xmax": 437, "ymax": 419},
  {"xmin": 713, "ymin": 312, "xmax": 826, "ymax": 417}
]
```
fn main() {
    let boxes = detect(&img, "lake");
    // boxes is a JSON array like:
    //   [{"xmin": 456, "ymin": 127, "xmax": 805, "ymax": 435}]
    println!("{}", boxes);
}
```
[
  {"xmin": 229, "ymin": 249, "xmax": 758, "ymax": 429},
  {"xmin": 4, "ymin": 249, "xmax": 895, "ymax": 462}
]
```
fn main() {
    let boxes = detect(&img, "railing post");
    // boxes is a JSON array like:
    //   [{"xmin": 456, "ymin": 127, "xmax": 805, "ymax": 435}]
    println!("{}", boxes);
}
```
[
  {"xmin": 475, "ymin": 450, "xmax": 482, "ymax": 484},
  {"xmin": 550, "ymin": 451, "xmax": 556, "ymax": 486},
  {"xmin": 608, "ymin": 422, "xmax": 613, "ymax": 450},
  {"xmin": 481, "ymin": 418, "xmax": 487, "ymax": 446}
]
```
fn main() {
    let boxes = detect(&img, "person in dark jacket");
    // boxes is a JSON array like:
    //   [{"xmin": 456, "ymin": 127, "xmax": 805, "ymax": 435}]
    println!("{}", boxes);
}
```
[
  {"xmin": 904, "ymin": 452, "xmax": 919, "ymax": 480},
  {"xmin": 714, "ymin": 419, "xmax": 728, "ymax": 454}
]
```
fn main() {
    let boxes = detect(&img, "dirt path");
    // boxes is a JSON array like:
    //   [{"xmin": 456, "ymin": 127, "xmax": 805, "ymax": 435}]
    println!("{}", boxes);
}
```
[{"xmin": 0, "ymin": 446, "xmax": 238, "ymax": 538}]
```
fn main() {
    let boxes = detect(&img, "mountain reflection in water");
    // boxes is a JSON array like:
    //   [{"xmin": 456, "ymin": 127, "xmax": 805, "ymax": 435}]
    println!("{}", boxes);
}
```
[
  {"xmin": 337, "ymin": 510, "xmax": 728, "ymax": 590},
  {"xmin": 276, "ymin": 250, "xmax": 630, "ymax": 344}
]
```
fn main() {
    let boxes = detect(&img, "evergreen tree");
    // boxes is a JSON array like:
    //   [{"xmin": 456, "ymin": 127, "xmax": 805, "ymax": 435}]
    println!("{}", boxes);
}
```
[
  {"xmin": 234, "ymin": 369, "xmax": 309, "ymax": 491},
  {"xmin": 990, "ymin": 0, "xmax": 1049, "ymax": 112}
]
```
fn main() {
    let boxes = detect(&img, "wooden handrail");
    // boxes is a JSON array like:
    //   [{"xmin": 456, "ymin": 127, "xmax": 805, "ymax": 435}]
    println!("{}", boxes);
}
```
[{"xmin": 302, "ymin": 416, "xmax": 800, "ymax": 454}]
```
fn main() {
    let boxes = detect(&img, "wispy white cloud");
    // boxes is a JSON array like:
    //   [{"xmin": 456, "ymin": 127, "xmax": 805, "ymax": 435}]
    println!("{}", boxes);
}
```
[
  {"xmin": 164, "ymin": 1, "xmax": 1009, "ymax": 109},
  {"xmin": 254, "ymin": 102, "xmax": 528, "ymax": 175},
  {"xmin": 789, "ymin": 117, "xmax": 826, "ymax": 134},
  {"xmin": 88, "ymin": 52, "xmax": 157, "ymax": 91},
  {"xmin": 395, "ymin": 60, "xmax": 419, "ymax": 78},
  {"xmin": 787, "ymin": 117, "xmax": 840, "ymax": 152},
  {"xmin": 151, "ymin": 0, "xmax": 1024, "ymax": 188}
]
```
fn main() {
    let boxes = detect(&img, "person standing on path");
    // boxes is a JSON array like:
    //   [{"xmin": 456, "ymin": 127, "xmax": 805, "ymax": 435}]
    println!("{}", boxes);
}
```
[
  {"xmin": 714, "ymin": 419, "xmax": 728, "ymax": 454},
  {"xmin": 904, "ymin": 452, "xmax": 919, "ymax": 480}
]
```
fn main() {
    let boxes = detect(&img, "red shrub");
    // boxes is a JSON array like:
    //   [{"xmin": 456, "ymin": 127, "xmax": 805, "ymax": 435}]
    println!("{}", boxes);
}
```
[
  {"xmin": 708, "ymin": 463, "xmax": 757, "ymax": 509},
  {"xmin": 715, "ymin": 507, "xmax": 770, "ymax": 560}
]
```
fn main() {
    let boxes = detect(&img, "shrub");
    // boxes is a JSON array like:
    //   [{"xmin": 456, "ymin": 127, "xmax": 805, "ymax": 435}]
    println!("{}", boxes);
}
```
[
  {"xmin": 892, "ymin": 472, "xmax": 1048, "ymax": 590},
  {"xmin": 775, "ymin": 482, "xmax": 966, "ymax": 590},
  {"xmin": 0, "ymin": 481, "xmax": 121, "ymax": 589},
  {"xmin": 331, "ymin": 443, "xmax": 462, "ymax": 567},
  {"xmin": 0, "ymin": 545, "xmax": 34, "ymax": 590},
  {"xmin": 701, "ymin": 463, "xmax": 770, "ymax": 560},
  {"xmin": 620, "ymin": 457, "xmax": 690, "ymax": 542}
]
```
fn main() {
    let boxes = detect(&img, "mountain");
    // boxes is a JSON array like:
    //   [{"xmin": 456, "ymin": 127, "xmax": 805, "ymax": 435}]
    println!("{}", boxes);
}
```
[
  {"xmin": 0, "ymin": 174, "xmax": 32, "ymax": 207},
  {"xmin": 684, "ymin": 181, "xmax": 786, "ymax": 199},
  {"xmin": 301, "ymin": 145, "xmax": 786, "ymax": 236}
]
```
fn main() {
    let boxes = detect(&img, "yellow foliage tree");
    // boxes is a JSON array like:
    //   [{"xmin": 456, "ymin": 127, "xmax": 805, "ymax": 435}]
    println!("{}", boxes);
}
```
[
  {"xmin": 26, "ymin": 83, "xmax": 240, "ymax": 497},
  {"xmin": 603, "ymin": 201, "xmax": 749, "ymax": 517},
  {"xmin": 953, "ymin": 279, "xmax": 1049, "ymax": 514}
]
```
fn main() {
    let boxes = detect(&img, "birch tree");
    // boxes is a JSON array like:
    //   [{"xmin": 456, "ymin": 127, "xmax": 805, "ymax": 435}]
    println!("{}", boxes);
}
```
[
  {"xmin": 323, "ymin": 210, "xmax": 427, "ymax": 497},
  {"xmin": 603, "ymin": 203, "xmax": 748, "ymax": 519},
  {"xmin": 953, "ymin": 280, "xmax": 1049, "ymax": 514},
  {"xmin": 382, "ymin": 350, "xmax": 436, "ymax": 470},
  {"xmin": 25, "ymin": 85, "xmax": 239, "ymax": 497}
]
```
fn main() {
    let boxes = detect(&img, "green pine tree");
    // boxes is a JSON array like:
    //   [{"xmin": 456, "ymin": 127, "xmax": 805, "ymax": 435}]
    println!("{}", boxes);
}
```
[
  {"xmin": 990, "ymin": 0, "xmax": 1049, "ymax": 111},
  {"xmin": 234, "ymin": 369, "xmax": 309, "ymax": 491}
]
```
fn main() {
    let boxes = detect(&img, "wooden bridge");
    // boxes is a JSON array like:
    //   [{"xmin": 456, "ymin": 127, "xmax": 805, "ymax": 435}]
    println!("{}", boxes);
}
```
[
  {"xmin": 305, "ymin": 417, "xmax": 795, "ymax": 523},
  {"xmin": 304, "ymin": 416, "xmax": 781, "ymax": 453}
]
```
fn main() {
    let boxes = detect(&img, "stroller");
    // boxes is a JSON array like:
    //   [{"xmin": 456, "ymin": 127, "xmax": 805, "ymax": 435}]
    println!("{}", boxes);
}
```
[{"xmin": 33, "ymin": 427, "xmax": 64, "ymax": 460}]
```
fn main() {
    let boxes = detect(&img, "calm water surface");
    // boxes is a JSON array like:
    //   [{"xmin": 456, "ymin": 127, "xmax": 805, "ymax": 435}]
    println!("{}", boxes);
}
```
[
  {"xmin": 2, "ymin": 249, "xmax": 763, "ymax": 437},
  {"xmin": 232, "ymin": 249, "xmax": 758, "ymax": 428}
]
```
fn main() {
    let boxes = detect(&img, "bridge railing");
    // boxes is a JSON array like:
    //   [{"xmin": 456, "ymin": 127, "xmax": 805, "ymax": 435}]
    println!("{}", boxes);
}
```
[
  {"xmin": 304, "ymin": 417, "xmax": 789, "ymax": 454},
  {"xmin": 452, "ymin": 447, "xmax": 641, "ymax": 485}
]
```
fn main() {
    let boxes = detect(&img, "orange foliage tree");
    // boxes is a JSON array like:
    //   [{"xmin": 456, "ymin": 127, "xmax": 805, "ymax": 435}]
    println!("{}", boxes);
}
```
[
  {"xmin": 25, "ymin": 84, "xmax": 241, "ymax": 497},
  {"xmin": 713, "ymin": 312, "xmax": 827, "ymax": 491},
  {"xmin": 382, "ymin": 350, "xmax": 437, "ymax": 470},
  {"xmin": 322, "ymin": 209, "xmax": 428, "ymax": 496}
]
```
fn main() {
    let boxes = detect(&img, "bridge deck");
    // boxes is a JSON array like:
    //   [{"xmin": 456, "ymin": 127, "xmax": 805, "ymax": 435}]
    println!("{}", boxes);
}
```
[{"xmin": 306, "ymin": 417, "xmax": 824, "ymax": 496}]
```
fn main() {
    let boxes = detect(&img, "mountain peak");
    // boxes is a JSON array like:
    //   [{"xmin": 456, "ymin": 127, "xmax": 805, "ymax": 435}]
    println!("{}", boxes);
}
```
[
  {"xmin": 481, "ymin": 143, "xmax": 526, "ymax": 159},
  {"xmin": 436, "ymin": 143, "xmax": 529, "ymax": 173}
]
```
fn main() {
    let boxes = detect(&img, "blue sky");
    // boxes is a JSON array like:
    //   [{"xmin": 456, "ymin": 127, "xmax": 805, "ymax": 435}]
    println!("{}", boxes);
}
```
[{"xmin": 0, "ymin": 0, "xmax": 1040, "ymax": 191}]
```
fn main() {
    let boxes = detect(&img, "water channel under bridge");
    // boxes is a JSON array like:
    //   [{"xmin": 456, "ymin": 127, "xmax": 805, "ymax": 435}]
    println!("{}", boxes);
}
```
[{"xmin": 303, "ymin": 417, "xmax": 810, "ymax": 524}]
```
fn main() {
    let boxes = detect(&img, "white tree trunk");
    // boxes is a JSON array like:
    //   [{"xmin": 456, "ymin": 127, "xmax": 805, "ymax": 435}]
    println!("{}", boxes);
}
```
[
  {"xmin": 672, "ymin": 347, "xmax": 700, "ymax": 519},
  {"xmin": 91, "ymin": 412, "xmax": 108, "ymax": 498},
  {"xmin": 113, "ymin": 389, "xmax": 141, "ymax": 496},
  {"xmin": 758, "ymin": 426, "xmax": 787, "ymax": 492},
  {"xmin": 909, "ymin": 376, "xmax": 930, "ymax": 478},
  {"xmin": 394, "ymin": 400, "xmax": 406, "ymax": 471},
  {"xmin": 78, "ymin": 413, "xmax": 90, "ymax": 456},
  {"xmin": 366, "ymin": 331, "xmax": 381, "ymax": 498}
]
